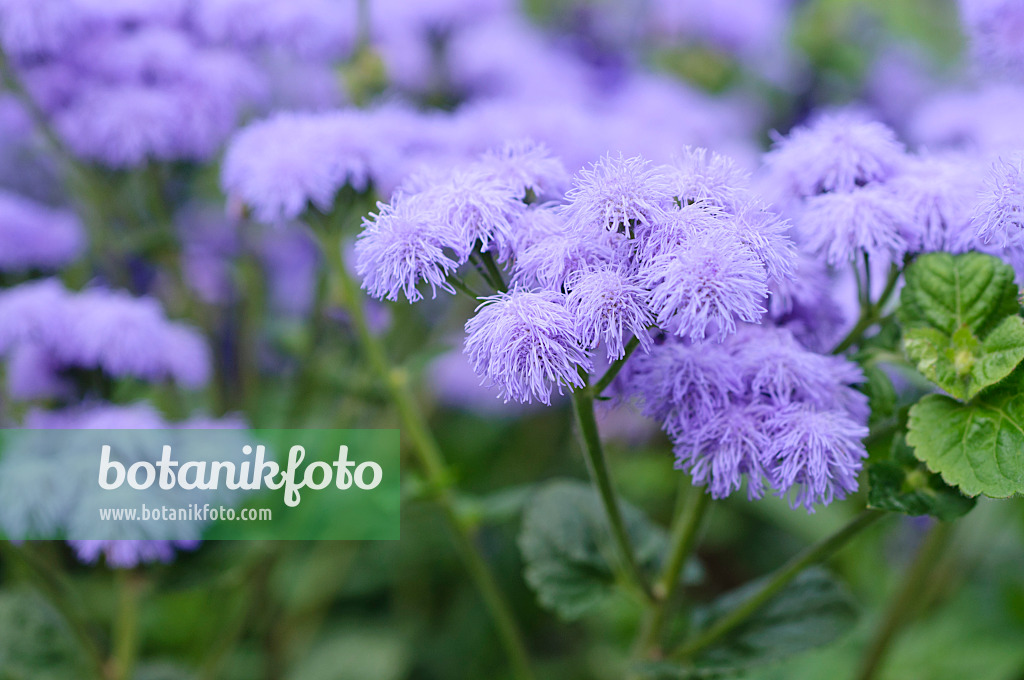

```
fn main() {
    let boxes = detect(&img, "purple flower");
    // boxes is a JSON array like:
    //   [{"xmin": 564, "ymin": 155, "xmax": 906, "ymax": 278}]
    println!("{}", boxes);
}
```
[
  {"xmin": 764, "ymin": 404, "xmax": 868, "ymax": 511},
  {"xmin": 67, "ymin": 539, "xmax": 201, "ymax": 569},
  {"xmin": 768, "ymin": 254, "xmax": 847, "ymax": 352},
  {"xmin": 674, "ymin": 404, "xmax": 771, "ymax": 500},
  {"xmin": 192, "ymin": 0, "xmax": 357, "ymax": 60},
  {"xmin": 764, "ymin": 112, "xmax": 906, "ymax": 203},
  {"xmin": 668, "ymin": 146, "xmax": 751, "ymax": 211},
  {"xmin": 566, "ymin": 267, "xmax": 652, "ymax": 359},
  {"xmin": 796, "ymin": 185, "xmax": 910, "ymax": 265},
  {"xmin": 561, "ymin": 154, "xmax": 675, "ymax": 237},
  {"xmin": 971, "ymin": 153, "xmax": 1024, "ymax": 249},
  {"xmin": 623, "ymin": 338, "xmax": 744, "ymax": 432},
  {"xmin": 417, "ymin": 166, "xmax": 525, "ymax": 262},
  {"xmin": 355, "ymin": 194, "xmax": 463, "ymax": 303},
  {"xmin": 0, "ymin": 281, "xmax": 212, "ymax": 389},
  {"xmin": 888, "ymin": 153, "xmax": 988, "ymax": 253},
  {"xmin": 463, "ymin": 289, "xmax": 591, "ymax": 404},
  {"xmin": 640, "ymin": 229, "xmax": 768, "ymax": 342},
  {"xmin": 0, "ymin": 191, "xmax": 84, "ymax": 271},
  {"xmin": 909, "ymin": 84, "xmax": 1024, "ymax": 153},
  {"xmin": 222, "ymin": 112, "xmax": 369, "ymax": 223},
  {"xmin": 474, "ymin": 139, "xmax": 570, "ymax": 200},
  {"xmin": 960, "ymin": 0, "xmax": 1024, "ymax": 74}
]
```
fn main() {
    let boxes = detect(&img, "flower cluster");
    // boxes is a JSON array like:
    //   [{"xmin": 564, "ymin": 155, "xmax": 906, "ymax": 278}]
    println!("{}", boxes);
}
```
[{"xmin": 623, "ymin": 325, "xmax": 868, "ymax": 510}]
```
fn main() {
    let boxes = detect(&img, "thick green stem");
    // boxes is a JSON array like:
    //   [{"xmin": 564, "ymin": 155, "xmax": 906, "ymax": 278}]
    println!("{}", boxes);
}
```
[
  {"xmin": 571, "ymin": 388, "xmax": 655, "ymax": 603},
  {"xmin": 672, "ymin": 509, "xmax": 885, "ymax": 661},
  {"xmin": 313, "ymin": 225, "xmax": 535, "ymax": 680},
  {"xmin": 634, "ymin": 480, "xmax": 711, "ymax": 656},
  {"xmin": 591, "ymin": 336, "xmax": 641, "ymax": 396},
  {"xmin": 478, "ymin": 249, "xmax": 507, "ymax": 292},
  {"xmin": 111, "ymin": 571, "xmax": 143, "ymax": 680},
  {"xmin": 855, "ymin": 520, "xmax": 955, "ymax": 680}
]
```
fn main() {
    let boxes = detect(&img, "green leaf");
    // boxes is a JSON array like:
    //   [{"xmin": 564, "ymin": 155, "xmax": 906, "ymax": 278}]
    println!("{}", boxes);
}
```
[
  {"xmin": 907, "ymin": 376, "xmax": 1024, "ymax": 498},
  {"xmin": 903, "ymin": 316, "xmax": 1024, "ymax": 400},
  {"xmin": 899, "ymin": 252, "xmax": 1019, "ymax": 338},
  {"xmin": 0, "ymin": 590, "xmax": 90, "ymax": 680},
  {"xmin": 692, "ymin": 568, "xmax": 858, "ymax": 671},
  {"xmin": 860, "ymin": 364, "xmax": 897, "ymax": 424},
  {"xmin": 867, "ymin": 435, "xmax": 976, "ymax": 520},
  {"xmin": 518, "ymin": 480, "xmax": 667, "ymax": 620}
]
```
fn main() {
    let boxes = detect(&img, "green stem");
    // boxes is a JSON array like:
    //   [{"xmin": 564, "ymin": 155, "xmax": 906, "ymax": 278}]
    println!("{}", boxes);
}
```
[
  {"xmin": 313, "ymin": 223, "xmax": 535, "ymax": 680},
  {"xmin": 591, "ymin": 336, "xmax": 641, "ymax": 396},
  {"xmin": 111, "ymin": 571, "xmax": 143, "ymax": 680},
  {"xmin": 634, "ymin": 480, "xmax": 711, "ymax": 656},
  {"xmin": 0, "ymin": 542, "xmax": 106, "ymax": 680},
  {"xmin": 832, "ymin": 264, "xmax": 902, "ymax": 355},
  {"xmin": 478, "ymin": 249, "xmax": 507, "ymax": 292},
  {"xmin": 672, "ymin": 509, "xmax": 885, "ymax": 661},
  {"xmin": 449, "ymin": 275, "xmax": 484, "ymax": 300},
  {"xmin": 571, "ymin": 388, "xmax": 655, "ymax": 603},
  {"xmin": 855, "ymin": 520, "xmax": 955, "ymax": 680}
]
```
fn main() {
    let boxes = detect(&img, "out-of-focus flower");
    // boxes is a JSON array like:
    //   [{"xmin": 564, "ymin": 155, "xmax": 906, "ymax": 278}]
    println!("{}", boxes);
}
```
[
  {"xmin": 464, "ymin": 289, "xmax": 591, "ymax": 404},
  {"xmin": 764, "ymin": 112, "xmax": 906, "ymax": 203},
  {"xmin": 0, "ymin": 191, "xmax": 84, "ymax": 271},
  {"xmin": 474, "ymin": 139, "xmax": 570, "ymax": 201},
  {"xmin": 908, "ymin": 83, "xmax": 1024, "ymax": 152},
  {"xmin": 68, "ymin": 540, "xmax": 201, "ymax": 569},
  {"xmin": 959, "ymin": 0, "xmax": 1024, "ymax": 75},
  {"xmin": 796, "ymin": 185, "xmax": 911, "ymax": 265},
  {"xmin": 0, "ymin": 281, "xmax": 211, "ymax": 390}
]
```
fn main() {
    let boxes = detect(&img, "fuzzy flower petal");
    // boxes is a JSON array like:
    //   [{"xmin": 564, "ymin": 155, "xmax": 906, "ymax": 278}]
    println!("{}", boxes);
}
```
[
  {"xmin": 797, "ymin": 185, "xmax": 910, "ymax": 265},
  {"xmin": 355, "ymin": 194, "xmax": 462, "ymax": 303},
  {"xmin": 0, "ymin": 191, "xmax": 84, "ymax": 271},
  {"xmin": 675, "ymin": 404, "xmax": 771, "ymax": 500},
  {"xmin": 640, "ymin": 229, "xmax": 768, "ymax": 341},
  {"xmin": 971, "ymin": 153, "xmax": 1024, "ymax": 249},
  {"xmin": 464, "ymin": 289, "xmax": 591, "ymax": 404},
  {"xmin": 566, "ymin": 267, "xmax": 653, "ymax": 359},
  {"xmin": 561, "ymin": 154, "xmax": 675, "ymax": 236}
]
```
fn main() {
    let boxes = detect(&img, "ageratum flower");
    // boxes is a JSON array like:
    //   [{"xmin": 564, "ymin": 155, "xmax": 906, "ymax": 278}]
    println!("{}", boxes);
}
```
[
  {"xmin": 474, "ymin": 139, "xmax": 570, "ymax": 201},
  {"xmin": 668, "ymin": 146, "xmax": 751, "ymax": 211},
  {"xmin": 887, "ymin": 153, "xmax": 987, "ymax": 253},
  {"xmin": 68, "ymin": 540, "xmax": 202, "ymax": 569},
  {"xmin": 624, "ymin": 325, "xmax": 868, "ymax": 511},
  {"xmin": 0, "ymin": 281, "xmax": 212, "ymax": 389},
  {"xmin": 640, "ymin": 228, "xmax": 769, "ymax": 341},
  {"xmin": 972, "ymin": 153, "xmax": 1024, "ymax": 249},
  {"xmin": 416, "ymin": 166, "xmax": 525, "ymax": 262},
  {"xmin": 0, "ymin": 191, "xmax": 84, "ymax": 271},
  {"xmin": 561, "ymin": 154, "xmax": 675, "ymax": 237},
  {"xmin": 764, "ymin": 404, "xmax": 868, "ymax": 511},
  {"xmin": 796, "ymin": 185, "xmax": 910, "ymax": 265},
  {"xmin": 960, "ymin": 0, "xmax": 1024, "ymax": 74},
  {"xmin": 464, "ymin": 289, "xmax": 591, "ymax": 404},
  {"xmin": 764, "ymin": 112, "xmax": 906, "ymax": 201},
  {"xmin": 355, "ymin": 194, "xmax": 463, "ymax": 303},
  {"xmin": 565, "ymin": 267, "xmax": 653, "ymax": 359}
]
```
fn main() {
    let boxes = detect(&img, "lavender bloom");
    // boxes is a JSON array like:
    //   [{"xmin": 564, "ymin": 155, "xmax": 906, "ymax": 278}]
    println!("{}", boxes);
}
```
[
  {"xmin": 796, "ymin": 185, "xmax": 910, "ymax": 265},
  {"xmin": 668, "ymin": 146, "xmax": 752, "ymax": 211},
  {"xmin": 474, "ymin": 139, "xmax": 570, "ymax": 200},
  {"xmin": 464, "ymin": 289, "xmax": 591, "ymax": 404},
  {"xmin": 5, "ymin": 343, "xmax": 70, "ymax": 400},
  {"xmin": 0, "ymin": 281, "xmax": 212, "ymax": 389},
  {"xmin": 909, "ymin": 83, "xmax": 1024, "ymax": 152},
  {"xmin": 972, "ymin": 153, "xmax": 1024, "ymax": 249},
  {"xmin": 192, "ymin": 0, "xmax": 357, "ymax": 60},
  {"xmin": 675, "ymin": 404, "xmax": 771, "ymax": 500},
  {"xmin": 624, "ymin": 325, "xmax": 868, "ymax": 511},
  {"xmin": 0, "ymin": 0, "xmax": 83, "ymax": 58},
  {"xmin": 887, "ymin": 153, "xmax": 988, "ymax": 253},
  {"xmin": 0, "ymin": 191, "xmax": 84, "ymax": 271},
  {"xmin": 418, "ymin": 166, "xmax": 525, "ymax": 262},
  {"xmin": 764, "ymin": 404, "xmax": 868, "ymax": 511},
  {"xmin": 561, "ymin": 154, "xmax": 675, "ymax": 236},
  {"xmin": 640, "ymin": 229, "xmax": 768, "ymax": 341},
  {"xmin": 68, "ymin": 540, "xmax": 201, "ymax": 569},
  {"xmin": 764, "ymin": 113, "xmax": 906, "ymax": 203},
  {"xmin": 355, "ymin": 194, "xmax": 463, "ymax": 303},
  {"xmin": 768, "ymin": 254, "xmax": 847, "ymax": 352},
  {"xmin": 565, "ymin": 267, "xmax": 653, "ymax": 359},
  {"xmin": 512, "ymin": 222, "xmax": 617, "ymax": 291},
  {"xmin": 960, "ymin": 0, "xmax": 1024, "ymax": 74}
]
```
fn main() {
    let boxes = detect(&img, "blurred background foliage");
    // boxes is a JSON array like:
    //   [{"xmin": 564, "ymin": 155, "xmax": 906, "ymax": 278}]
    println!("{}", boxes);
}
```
[{"xmin": 2, "ymin": 0, "xmax": 1023, "ymax": 679}]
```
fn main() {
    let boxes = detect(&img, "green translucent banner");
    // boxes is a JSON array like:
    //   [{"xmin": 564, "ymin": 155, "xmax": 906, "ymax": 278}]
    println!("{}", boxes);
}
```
[{"xmin": 0, "ymin": 429, "xmax": 400, "ymax": 541}]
